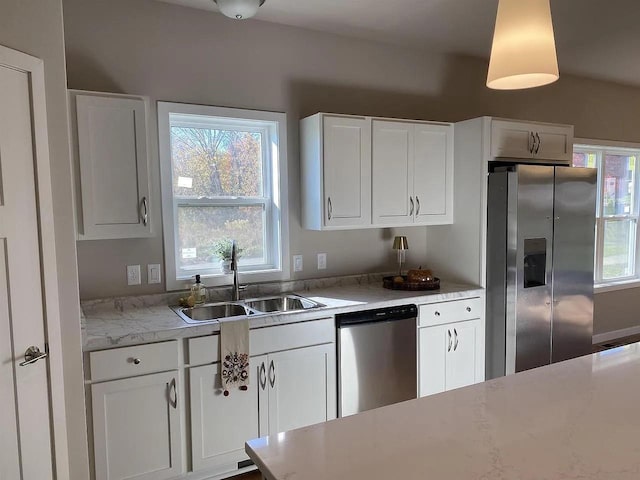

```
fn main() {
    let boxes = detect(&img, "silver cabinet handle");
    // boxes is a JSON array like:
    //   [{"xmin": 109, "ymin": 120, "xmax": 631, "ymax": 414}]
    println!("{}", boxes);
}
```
[
  {"xmin": 435, "ymin": 311, "xmax": 441, "ymax": 317},
  {"xmin": 168, "ymin": 377, "xmax": 178, "ymax": 409},
  {"xmin": 327, "ymin": 197, "xmax": 332, "ymax": 221},
  {"xmin": 454, "ymin": 329, "xmax": 459, "ymax": 351},
  {"xmin": 529, "ymin": 131, "xmax": 535, "ymax": 154},
  {"xmin": 415, "ymin": 196, "xmax": 420, "ymax": 216},
  {"xmin": 132, "ymin": 357, "xmax": 141, "ymax": 365},
  {"xmin": 141, "ymin": 197, "xmax": 149, "ymax": 226},
  {"xmin": 268, "ymin": 360, "xmax": 275, "ymax": 388},
  {"xmin": 535, "ymin": 132, "xmax": 541, "ymax": 154},
  {"xmin": 409, "ymin": 197, "xmax": 414, "ymax": 216},
  {"xmin": 466, "ymin": 306, "xmax": 471, "ymax": 313},
  {"xmin": 19, "ymin": 346, "xmax": 48, "ymax": 367},
  {"xmin": 259, "ymin": 362, "xmax": 267, "ymax": 390},
  {"xmin": 447, "ymin": 330, "xmax": 452, "ymax": 352}
]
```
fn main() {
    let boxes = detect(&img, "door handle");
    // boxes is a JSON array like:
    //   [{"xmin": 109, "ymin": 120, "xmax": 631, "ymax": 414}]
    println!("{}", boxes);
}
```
[
  {"xmin": 535, "ymin": 132, "xmax": 541, "ymax": 154},
  {"xmin": 447, "ymin": 330, "xmax": 452, "ymax": 352},
  {"xmin": 453, "ymin": 329, "xmax": 459, "ymax": 351},
  {"xmin": 529, "ymin": 132, "xmax": 535, "ymax": 154},
  {"xmin": 19, "ymin": 346, "xmax": 48, "ymax": 367},
  {"xmin": 268, "ymin": 360, "xmax": 275, "ymax": 388},
  {"xmin": 140, "ymin": 197, "xmax": 148, "ymax": 226},
  {"xmin": 327, "ymin": 197, "xmax": 332, "ymax": 221},
  {"xmin": 168, "ymin": 377, "xmax": 178, "ymax": 409},
  {"xmin": 409, "ymin": 197, "xmax": 414, "ymax": 216},
  {"xmin": 259, "ymin": 362, "xmax": 267, "ymax": 390},
  {"xmin": 415, "ymin": 196, "xmax": 421, "ymax": 216}
]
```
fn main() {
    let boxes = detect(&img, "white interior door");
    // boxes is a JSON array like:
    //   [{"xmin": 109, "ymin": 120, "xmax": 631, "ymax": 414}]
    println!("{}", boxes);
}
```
[
  {"xmin": 372, "ymin": 120, "xmax": 414, "ymax": 225},
  {"xmin": 0, "ymin": 62, "xmax": 54, "ymax": 478}
]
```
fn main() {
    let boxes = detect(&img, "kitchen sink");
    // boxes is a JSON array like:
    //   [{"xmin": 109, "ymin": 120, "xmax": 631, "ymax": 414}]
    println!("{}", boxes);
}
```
[
  {"xmin": 173, "ymin": 302, "xmax": 256, "ymax": 324},
  {"xmin": 243, "ymin": 294, "xmax": 325, "ymax": 313},
  {"xmin": 172, "ymin": 294, "xmax": 325, "ymax": 324}
]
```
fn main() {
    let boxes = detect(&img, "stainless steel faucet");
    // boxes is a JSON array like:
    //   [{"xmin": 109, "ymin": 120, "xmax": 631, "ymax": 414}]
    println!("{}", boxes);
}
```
[{"xmin": 230, "ymin": 240, "xmax": 242, "ymax": 301}]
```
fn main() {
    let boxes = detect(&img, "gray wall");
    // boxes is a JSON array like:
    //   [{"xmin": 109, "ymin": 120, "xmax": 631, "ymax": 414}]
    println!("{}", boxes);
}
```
[
  {"xmin": 0, "ymin": 1, "xmax": 88, "ymax": 478},
  {"xmin": 63, "ymin": 0, "xmax": 640, "ymax": 335}
]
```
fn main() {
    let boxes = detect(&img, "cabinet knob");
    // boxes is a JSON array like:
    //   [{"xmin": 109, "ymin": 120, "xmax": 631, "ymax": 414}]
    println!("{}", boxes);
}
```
[
  {"xmin": 132, "ymin": 358, "xmax": 141, "ymax": 365},
  {"xmin": 466, "ymin": 307, "xmax": 471, "ymax": 312},
  {"xmin": 435, "ymin": 311, "xmax": 441, "ymax": 317}
]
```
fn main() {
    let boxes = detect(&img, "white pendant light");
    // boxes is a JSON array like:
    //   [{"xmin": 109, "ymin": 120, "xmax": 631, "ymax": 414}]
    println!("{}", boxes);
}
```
[
  {"xmin": 214, "ymin": 0, "xmax": 265, "ymax": 20},
  {"xmin": 487, "ymin": 0, "xmax": 559, "ymax": 90}
]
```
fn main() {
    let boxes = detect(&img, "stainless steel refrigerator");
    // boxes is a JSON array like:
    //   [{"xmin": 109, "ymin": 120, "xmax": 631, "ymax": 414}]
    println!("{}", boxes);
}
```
[{"xmin": 486, "ymin": 164, "xmax": 597, "ymax": 379}]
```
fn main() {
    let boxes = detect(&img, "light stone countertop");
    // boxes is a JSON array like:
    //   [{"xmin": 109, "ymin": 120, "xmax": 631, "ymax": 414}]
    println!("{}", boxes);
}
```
[
  {"xmin": 247, "ymin": 343, "xmax": 640, "ymax": 480},
  {"xmin": 82, "ymin": 281, "xmax": 483, "ymax": 351}
]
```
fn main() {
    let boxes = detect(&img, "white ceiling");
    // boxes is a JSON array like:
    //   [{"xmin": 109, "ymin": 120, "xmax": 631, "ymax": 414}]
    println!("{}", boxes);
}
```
[{"xmin": 159, "ymin": 0, "xmax": 640, "ymax": 87}]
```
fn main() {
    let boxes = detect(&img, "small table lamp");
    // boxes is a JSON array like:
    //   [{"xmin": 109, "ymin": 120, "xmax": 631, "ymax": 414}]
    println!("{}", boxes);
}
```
[{"xmin": 392, "ymin": 236, "xmax": 409, "ymax": 276}]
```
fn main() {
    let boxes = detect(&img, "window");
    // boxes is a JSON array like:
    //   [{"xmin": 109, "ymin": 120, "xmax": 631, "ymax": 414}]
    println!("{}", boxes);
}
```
[
  {"xmin": 573, "ymin": 142, "xmax": 640, "ymax": 287},
  {"xmin": 158, "ymin": 102, "xmax": 289, "ymax": 289}
]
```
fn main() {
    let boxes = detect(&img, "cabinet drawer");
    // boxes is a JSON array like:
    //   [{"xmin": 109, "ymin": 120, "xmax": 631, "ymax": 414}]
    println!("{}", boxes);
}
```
[
  {"xmin": 188, "ymin": 318, "xmax": 335, "ymax": 366},
  {"xmin": 418, "ymin": 298, "xmax": 483, "ymax": 327},
  {"xmin": 90, "ymin": 340, "xmax": 179, "ymax": 382}
]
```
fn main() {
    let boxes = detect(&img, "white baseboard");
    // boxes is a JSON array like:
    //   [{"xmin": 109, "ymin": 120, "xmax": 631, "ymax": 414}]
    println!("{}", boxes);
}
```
[{"xmin": 593, "ymin": 325, "xmax": 640, "ymax": 344}]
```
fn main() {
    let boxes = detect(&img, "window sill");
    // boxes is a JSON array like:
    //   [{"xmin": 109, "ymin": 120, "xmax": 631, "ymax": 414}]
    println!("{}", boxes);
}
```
[
  {"xmin": 594, "ymin": 279, "xmax": 640, "ymax": 294},
  {"xmin": 169, "ymin": 268, "xmax": 288, "ymax": 291}
]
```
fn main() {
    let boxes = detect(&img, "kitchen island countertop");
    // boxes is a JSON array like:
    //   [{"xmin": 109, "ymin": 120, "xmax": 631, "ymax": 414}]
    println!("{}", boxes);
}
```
[{"xmin": 247, "ymin": 343, "xmax": 640, "ymax": 480}]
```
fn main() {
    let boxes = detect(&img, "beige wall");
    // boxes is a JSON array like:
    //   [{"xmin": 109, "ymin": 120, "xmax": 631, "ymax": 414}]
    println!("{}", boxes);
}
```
[
  {"xmin": 63, "ymin": 0, "xmax": 640, "ymax": 335},
  {"xmin": 0, "ymin": 1, "xmax": 89, "ymax": 478}
]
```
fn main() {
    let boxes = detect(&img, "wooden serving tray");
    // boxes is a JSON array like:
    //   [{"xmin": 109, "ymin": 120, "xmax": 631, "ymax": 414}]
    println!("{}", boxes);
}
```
[{"xmin": 382, "ymin": 275, "xmax": 440, "ymax": 291}]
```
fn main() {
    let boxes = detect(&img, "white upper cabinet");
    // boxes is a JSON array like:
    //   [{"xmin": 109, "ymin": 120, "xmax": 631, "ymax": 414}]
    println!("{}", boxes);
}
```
[
  {"xmin": 301, "ymin": 114, "xmax": 371, "ymax": 230},
  {"xmin": 69, "ymin": 91, "xmax": 152, "ymax": 240},
  {"xmin": 491, "ymin": 119, "xmax": 573, "ymax": 162},
  {"xmin": 372, "ymin": 119, "xmax": 453, "ymax": 226},
  {"xmin": 301, "ymin": 113, "xmax": 453, "ymax": 230}
]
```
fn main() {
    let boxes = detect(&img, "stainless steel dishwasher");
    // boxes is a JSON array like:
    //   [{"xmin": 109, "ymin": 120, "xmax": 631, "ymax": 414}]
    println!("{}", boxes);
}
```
[{"xmin": 336, "ymin": 304, "xmax": 418, "ymax": 417}]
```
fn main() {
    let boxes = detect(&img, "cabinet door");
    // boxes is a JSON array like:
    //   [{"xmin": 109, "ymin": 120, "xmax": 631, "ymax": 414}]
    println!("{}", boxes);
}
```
[
  {"xmin": 445, "ymin": 319, "xmax": 483, "ymax": 390},
  {"xmin": 490, "ymin": 119, "xmax": 534, "ymax": 159},
  {"xmin": 189, "ymin": 357, "xmax": 262, "ymax": 474},
  {"xmin": 322, "ymin": 115, "xmax": 371, "ymax": 227},
  {"xmin": 534, "ymin": 124, "xmax": 573, "ymax": 161},
  {"xmin": 418, "ymin": 324, "xmax": 448, "ymax": 397},
  {"xmin": 413, "ymin": 124, "xmax": 453, "ymax": 224},
  {"xmin": 418, "ymin": 319, "xmax": 484, "ymax": 397},
  {"xmin": 91, "ymin": 371, "xmax": 182, "ymax": 480},
  {"xmin": 266, "ymin": 344, "xmax": 336, "ymax": 435},
  {"xmin": 75, "ymin": 94, "xmax": 151, "ymax": 239},
  {"xmin": 372, "ymin": 120, "xmax": 414, "ymax": 225}
]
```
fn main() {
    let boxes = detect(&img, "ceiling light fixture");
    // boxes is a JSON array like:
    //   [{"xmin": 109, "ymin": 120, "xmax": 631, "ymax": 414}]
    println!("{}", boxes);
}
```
[
  {"xmin": 213, "ymin": 0, "xmax": 266, "ymax": 20},
  {"xmin": 487, "ymin": 0, "xmax": 559, "ymax": 90}
]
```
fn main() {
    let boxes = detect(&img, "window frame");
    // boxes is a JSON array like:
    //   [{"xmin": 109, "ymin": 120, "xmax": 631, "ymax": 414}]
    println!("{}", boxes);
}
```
[
  {"xmin": 158, "ymin": 102, "xmax": 290, "ymax": 290},
  {"xmin": 574, "ymin": 138, "xmax": 640, "ymax": 292}
]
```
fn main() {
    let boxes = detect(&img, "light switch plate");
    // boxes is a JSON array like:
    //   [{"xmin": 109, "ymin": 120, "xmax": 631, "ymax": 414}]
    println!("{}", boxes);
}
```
[
  {"xmin": 293, "ymin": 255, "xmax": 303, "ymax": 272},
  {"xmin": 317, "ymin": 253, "xmax": 327, "ymax": 270},
  {"xmin": 127, "ymin": 265, "xmax": 141, "ymax": 286},
  {"xmin": 148, "ymin": 264, "xmax": 161, "ymax": 284}
]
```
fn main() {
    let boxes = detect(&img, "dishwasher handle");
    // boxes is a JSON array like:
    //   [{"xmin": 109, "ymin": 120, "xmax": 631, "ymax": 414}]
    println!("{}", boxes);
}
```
[{"xmin": 336, "ymin": 304, "xmax": 418, "ymax": 327}]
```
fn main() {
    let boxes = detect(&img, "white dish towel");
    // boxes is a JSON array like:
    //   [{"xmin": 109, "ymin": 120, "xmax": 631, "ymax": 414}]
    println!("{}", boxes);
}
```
[{"xmin": 220, "ymin": 319, "xmax": 250, "ymax": 396}]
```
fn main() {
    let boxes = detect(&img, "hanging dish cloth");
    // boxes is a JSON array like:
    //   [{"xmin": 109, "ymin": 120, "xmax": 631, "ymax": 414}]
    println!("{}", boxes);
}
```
[{"xmin": 220, "ymin": 319, "xmax": 250, "ymax": 396}]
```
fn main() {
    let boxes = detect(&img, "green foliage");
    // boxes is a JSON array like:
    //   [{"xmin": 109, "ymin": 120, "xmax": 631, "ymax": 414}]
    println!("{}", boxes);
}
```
[{"xmin": 211, "ymin": 239, "xmax": 243, "ymax": 262}]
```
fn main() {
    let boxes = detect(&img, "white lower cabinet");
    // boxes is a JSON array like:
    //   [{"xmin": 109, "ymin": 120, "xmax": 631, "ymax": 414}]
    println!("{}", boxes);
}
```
[
  {"xmin": 418, "ymin": 298, "xmax": 485, "ymax": 397},
  {"xmin": 189, "ymin": 359, "xmax": 261, "ymax": 475},
  {"xmin": 261, "ymin": 344, "xmax": 337, "ymax": 435},
  {"xmin": 91, "ymin": 371, "xmax": 182, "ymax": 480}
]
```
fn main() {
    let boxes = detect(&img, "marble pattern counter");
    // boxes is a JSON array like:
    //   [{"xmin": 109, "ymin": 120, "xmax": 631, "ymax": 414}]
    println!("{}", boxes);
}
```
[
  {"xmin": 82, "ymin": 280, "xmax": 483, "ymax": 351},
  {"xmin": 247, "ymin": 343, "xmax": 640, "ymax": 480}
]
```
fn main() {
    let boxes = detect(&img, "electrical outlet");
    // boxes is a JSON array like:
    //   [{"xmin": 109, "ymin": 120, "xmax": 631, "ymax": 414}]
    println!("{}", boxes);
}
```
[
  {"xmin": 127, "ymin": 265, "xmax": 141, "ymax": 286},
  {"xmin": 148, "ymin": 264, "xmax": 161, "ymax": 284},
  {"xmin": 317, "ymin": 253, "xmax": 327, "ymax": 270},
  {"xmin": 293, "ymin": 255, "xmax": 303, "ymax": 272}
]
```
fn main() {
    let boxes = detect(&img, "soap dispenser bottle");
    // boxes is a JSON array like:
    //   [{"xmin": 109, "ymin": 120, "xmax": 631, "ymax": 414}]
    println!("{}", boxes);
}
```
[{"xmin": 191, "ymin": 275, "xmax": 206, "ymax": 305}]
